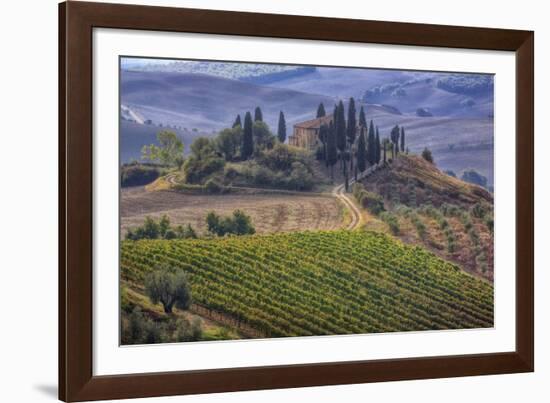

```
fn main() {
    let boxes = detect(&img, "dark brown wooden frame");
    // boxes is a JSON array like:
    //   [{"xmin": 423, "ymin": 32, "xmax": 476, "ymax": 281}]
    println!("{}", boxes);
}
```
[{"xmin": 59, "ymin": 1, "xmax": 534, "ymax": 401}]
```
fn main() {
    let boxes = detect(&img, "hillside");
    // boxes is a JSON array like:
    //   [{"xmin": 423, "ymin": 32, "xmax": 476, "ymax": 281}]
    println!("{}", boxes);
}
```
[
  {"xmin": 121, "ymin": 70, "xmax": 334, "ymax": 131},
  {"xmin": 357, "ymin": 154, "xmax": 494, "ymax": 280},
  {"xmin": 121, "ymin": 230, "xmax": 494, "ymax": 340},
  {"xmin": 360, "ymin": 154, "xmax": 492, "ymax": 207}
]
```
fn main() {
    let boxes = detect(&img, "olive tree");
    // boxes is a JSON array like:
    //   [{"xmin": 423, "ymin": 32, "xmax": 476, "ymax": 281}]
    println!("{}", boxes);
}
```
[{"xmin": 145, "ymin": 267, "xmax": 192, "ymax": 314}]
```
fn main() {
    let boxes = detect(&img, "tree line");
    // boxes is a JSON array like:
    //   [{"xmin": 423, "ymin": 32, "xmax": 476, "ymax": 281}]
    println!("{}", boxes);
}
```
[{"xmin": 315, "ymin": 100, "xmax": 406, "ymax": 188}]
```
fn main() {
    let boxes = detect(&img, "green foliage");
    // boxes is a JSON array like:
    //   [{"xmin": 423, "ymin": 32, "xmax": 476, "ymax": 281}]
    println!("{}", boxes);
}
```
[
  {"xmin": 122, "ymin": 307, "xmax": 166, "ymax": 345},
  {"xmin": 410, "ymin": 213, "xmax": 426, "ymax": 239},
  {"xmin": 359, "ymin": 105, "xmax": 366, "ymax": 127},
  {"xmin": 471, "ymin": 202, "xmax": 489, "ymax": 219},
  {"xmin": 145, "ymin": 266, "xmax": 192, "ymax": 313},
  {"xmin": 204, "ymin": 178, "xmax": 223, "ymax": 194},
  {"xmin": 241, "ymin": 111, "xmax": 254, "ymax": 160},
  {"xmin": 206, "ymin": 210, "xmax": 256, "ymax": 237},
  {"xmin": 375, "ymin": 128, "xmax": 381, "ymax": 164},
  {"xmin": 277, "ymin": 111, "xmax": 287, "ymax": 143},
  {"xmin": 175, "ymin": 317, "xmax": 203, "ymax": 342},
  {"xmin": 184, "ymin": 137, "xmax": 225, "ymax": 184},
  {"xmin": 254, "ymin": 106, "xmax": 263, "ymax": 122},
  {"xmin": 390, "ymin": 125, "xmax": 400, "ymax": 155},
  {"xmin": 356, "ymin": 127, "xmax": 367, "ymax": 173},
  {"xmin": 367, "ymin": 120, "xmax": 376, "ymax": 165},
  {"xmin": 121, "ymin": 163, "xmax": 161, "ymax": 187},
  {"xmin": 421, "ymin": 147, "xmax": 434, "ymax": 163},
  {"xmin": 346, "ymin": 97, "xmax": 357, "ymax": 147},
  {"xmin": 353, "ymin": 183, "xmax": 385, "ymax": 215},
  {"xmin": 316, "ymin": 102, "xmax": 326, "ymax": 118},
  {"xmin": 122, "ymin": 231, "xmax": 494, "ymax": 338},
  {"xmin": 400, "ymin": 126, "xmax": 405, "ymax": 152},
  {"xmin": 232, "ymin": 114, "xmax": 242, "ymax": 128},
  {"xmin": 252, "ymin": 121, "xmax": 276, "ymax": 152},
  {"xmin": 126, "ymin": 215, "xmax": 197, "ymax": 241},
  {"xmin": 380, "ymin": 212, "xmax": 400, "ymax": 234},
  {"xmin": 335, "ymin": 101, "xmax": 347, "ymax": 153},
  {"xmin": 141, "ymin": 130, "xmax": 184, "ymax": 166},
  {"xmin": 215, "ymin": 126, "xmax": 242, "ymax": 161},
  {"xmin": 326, "ymin": 120, "xmax": 338, "ymax": 175}
]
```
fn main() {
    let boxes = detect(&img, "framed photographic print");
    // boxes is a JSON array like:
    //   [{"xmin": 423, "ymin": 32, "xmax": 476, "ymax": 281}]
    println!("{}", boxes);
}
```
[{"xmin": 59, "ymin": 1, "xmax": 534, "ymax": 401}]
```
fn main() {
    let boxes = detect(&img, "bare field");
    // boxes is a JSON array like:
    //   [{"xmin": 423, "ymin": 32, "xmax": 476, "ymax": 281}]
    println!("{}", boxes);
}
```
[{"xmin": 121, "ymin": 187, "xmax": 344, "ymax": 236}]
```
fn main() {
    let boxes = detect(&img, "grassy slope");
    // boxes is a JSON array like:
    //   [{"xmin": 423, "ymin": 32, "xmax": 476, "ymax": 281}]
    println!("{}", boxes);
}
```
[
  {"xmin": 359, "ymin": 154, "xmax": 494, "ymax": 280},
  {"xmin": 121, "ymin": 230, "xmax": 493, "ymax": 339}
]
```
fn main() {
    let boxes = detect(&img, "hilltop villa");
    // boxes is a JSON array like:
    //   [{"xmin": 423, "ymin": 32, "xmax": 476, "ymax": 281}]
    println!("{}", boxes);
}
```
[{"xmin": 288, "ymin": 114, "xmax": 333, "ymax": 150}]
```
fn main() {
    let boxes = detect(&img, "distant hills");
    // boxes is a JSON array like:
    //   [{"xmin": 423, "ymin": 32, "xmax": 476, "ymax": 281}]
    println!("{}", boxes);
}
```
[{"xmin": 120, "ymin": 62, "xmax": 494, "ymax": 185}]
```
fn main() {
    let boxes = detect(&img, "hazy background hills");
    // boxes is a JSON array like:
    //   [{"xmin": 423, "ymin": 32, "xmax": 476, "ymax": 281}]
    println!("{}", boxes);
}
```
[{"xmin": 120, "ymin": 58, "xmax": 494, "ymax": 184}]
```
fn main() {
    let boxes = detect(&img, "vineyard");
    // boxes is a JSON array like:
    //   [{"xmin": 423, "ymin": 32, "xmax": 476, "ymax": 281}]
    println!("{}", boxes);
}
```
[{"xmin": 121, "ymin": 230, "xmax": 494, "ymax": 338}]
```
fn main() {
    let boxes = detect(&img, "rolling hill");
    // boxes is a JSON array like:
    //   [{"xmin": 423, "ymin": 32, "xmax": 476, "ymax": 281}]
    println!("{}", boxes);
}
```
[{"xmin": 121, "ymin": 70, "xmax": 335, "ymax": 131}]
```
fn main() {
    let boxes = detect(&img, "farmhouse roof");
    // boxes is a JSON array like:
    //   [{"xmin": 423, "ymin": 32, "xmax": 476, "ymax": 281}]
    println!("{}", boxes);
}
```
[{"xmin": 294, "ymin": 114, "xmax": 334, "ymax": 129}]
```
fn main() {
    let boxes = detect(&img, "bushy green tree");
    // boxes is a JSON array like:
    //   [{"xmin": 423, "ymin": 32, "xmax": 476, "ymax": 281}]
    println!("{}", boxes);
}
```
[
  {"xmin": 145, "ymin": 267, "xmax": 192, "ymax": 314},
  {"xmin": 141, "ymin": 130, "xmax": 184, "ymax": 166},
  {"xmin": 215, "ymin": 126, "xmax": 242, "ymax": 161},
  {"xmin": 184, "ymin": 137, "xmax": 225, "ymax": 184},
  {"xmin": 253, "ymin": 121, "xmax": 276, "ymax": 151},
  {"xmin": 336, "ymin": 101, "xmax": 347, "ymax": 153}
]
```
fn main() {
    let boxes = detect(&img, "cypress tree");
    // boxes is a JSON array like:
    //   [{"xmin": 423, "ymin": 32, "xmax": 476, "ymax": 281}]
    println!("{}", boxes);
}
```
[
  {"xmin": 375, "ymin": 128, "xmax": 381, "ymax": 164},
  {"xmin": 317, "ymin": 103, "xmax": 326, "ymax": 118},
  {"xmin": 319, "ymin": 123, "xmax": 329, "ymax": 163},
  {"xmin": 346, "ymin": 97, "xmax": 357, "ymax": 146},
  {"xmin": 400, "ymin": 126, "xmax": 405, "ymax": 152},
  {"xmin": 367, "ymin": 120, "xmax": 376, "ymax": 164},
  {"xmin": 326, "ymin": 120, "xmax": 338, "ymax": 179},
  {"xmin": 357, "ymin": 126, "xmax": 367, "ymax": 174},
  {"xmin": 347, "ymin": 98, "xmax": 357, "ymax": 174},
  {"xmin": 277, "ymin": 111, "xmax": 286, "ymax": 143},
  {"xmin": 241, "ymin": 111, "xmax": 254, "ymax": 160},
  {"xmin": 383, "ymin": 139, "xmax": 388, "ymax": 163},
  {"xmin": 390, "ymin": 125, "xmax": 400, "ymax": 154},
  {"xmin": 233, "ymin": 114, "xmax": 242, "ymax": 128},
  {"xmin": 336, "ymin": 101, "xmax": 347, "ymax": 153},
  {"xmin": 359, "ymin": 105, "xmax": 367, "ymax": 128},
  {"xmin": 254, "ymin": 106, "xmax": 263, "ymax": 122}
]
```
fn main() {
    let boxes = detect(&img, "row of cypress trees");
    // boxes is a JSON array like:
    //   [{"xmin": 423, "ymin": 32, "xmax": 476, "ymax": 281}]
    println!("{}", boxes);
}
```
[{"xmin": 316, "ymin": 100, "xmax": 406, "ymax": 185}]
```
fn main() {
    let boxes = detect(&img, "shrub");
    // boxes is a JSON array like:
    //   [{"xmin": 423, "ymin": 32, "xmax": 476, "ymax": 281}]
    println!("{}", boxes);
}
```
[
  {"xmin": 175, "ymin": 317, "xmax": 203, "ymax": 342},
  {"xmin": 126, "ymin": 216, "xmax": 197, "ymax": 240},
  {"xmin": 121, "ymin": 163, "xmax": 161, "ymax": 187},
  {"xmin": 380, "ymin": 212, "xmax": 400, "ymax": 235},
  {"xmin": 204, "ymin": 178, "xmax": 223, "ymax": 194},
  {"xmin": 421, "ymin": 147, "xmax": 434, "ymax": 163},
  {"xmin": 471, "ymin": 202, "xmax": 488, "ymax": 219},
  {"xmin": 145, "ymin": 266, "xmax": 192, "ymax": 314},
  {"xmin": 122, "ymin": 308, "xmax": 166, "ymax": 345},
  {"xmin": 206, "ymin": 210, "xmax": 255, "ymax": 236},
  {"xmin": 410, "ymin": 213, "xmax": 427, "ymax": 239},
  {"xmin": 352, "ymin": 184, "xmax": 385, "ymax": 215}
]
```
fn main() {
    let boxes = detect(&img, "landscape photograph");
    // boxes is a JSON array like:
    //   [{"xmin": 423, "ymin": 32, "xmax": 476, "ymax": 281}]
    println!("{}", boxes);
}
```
[{"xmin": 119, "ymin": 57, "xmax": 495, "ymax": 345}]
